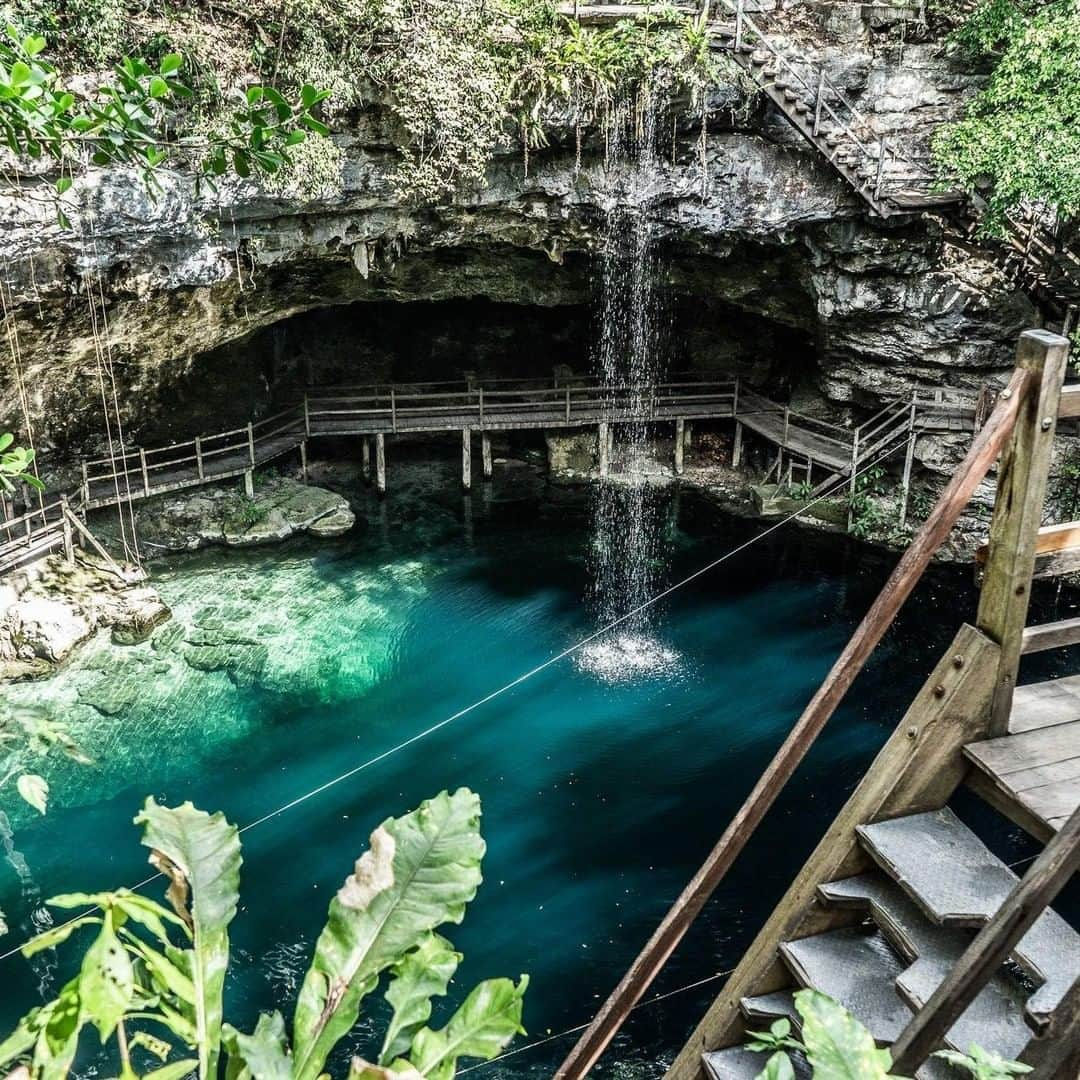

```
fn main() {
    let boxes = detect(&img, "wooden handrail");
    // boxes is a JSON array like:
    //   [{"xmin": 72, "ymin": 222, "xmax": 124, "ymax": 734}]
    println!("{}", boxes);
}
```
[
  {"xmin": 890, "ymin": 801, "xmax": 1080, "ymax": 1075},
  {"xmin": 554, "ymin": 364, "xmax": 1031, "ymax": 1080}
]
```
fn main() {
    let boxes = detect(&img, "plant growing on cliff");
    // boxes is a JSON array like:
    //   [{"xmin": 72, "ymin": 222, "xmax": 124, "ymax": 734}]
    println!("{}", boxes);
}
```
[
  {"xmin": 0, "ymin": 789, "xmax": 528, "ymax": 1080},
  {"xmin": 932, "ymin": 0, "xmax": 1080, "ymax": 233},
  {"xmin": 0, "ymin": 26, "xmax": 330, "ymax": 216},
  {"xmin": 0, "ymin": 435, "xmax": 42, "ymax": 493}
]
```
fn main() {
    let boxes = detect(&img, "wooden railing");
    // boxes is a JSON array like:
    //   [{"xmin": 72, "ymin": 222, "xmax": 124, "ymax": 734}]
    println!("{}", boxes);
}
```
[{"xmin": 554, "ymin": 330, "xmax": 1064, "ymax": 1079}]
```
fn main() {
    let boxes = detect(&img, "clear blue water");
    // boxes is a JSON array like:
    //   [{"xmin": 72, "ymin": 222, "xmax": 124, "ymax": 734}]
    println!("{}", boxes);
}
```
[{"xmin": 0, "ymin": 457, "xmax": 1035, "ymax": 1076}]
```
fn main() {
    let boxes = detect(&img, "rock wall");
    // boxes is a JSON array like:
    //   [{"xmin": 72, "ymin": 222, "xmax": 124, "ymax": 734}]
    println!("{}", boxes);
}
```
[{"xmin": 0, "ymin": 3, "xmax": 1039, "ymax": 470}]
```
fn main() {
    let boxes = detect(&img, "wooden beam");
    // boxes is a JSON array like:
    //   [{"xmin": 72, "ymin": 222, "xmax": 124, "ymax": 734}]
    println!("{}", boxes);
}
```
[
  {"xmin": 1057, "ymin": 383, "xmax": 1080, "ymax": 418},
  {"xmin": 977, "ymin": 330, "xmax": 1070, "ymax": 736},
  {"xmin": 890, "ymin": 802, "xmax": 1080, "ymax": 1076},
  {"xmin": 555, "ymin": 368, "xmax": 1028, "ymax": 1080},
  {"xmin": 1019, "ymin": 974, "xmax": 1080, "ymax": 1077},
  {"xmin": 481, "ymin": 432, "xmax": 493, "ymax": 479},
  {"xmin": 462, "ymin": 427, "xmax": 472, "ymax": 491},
  {"xmin": 1021, "ymin": 615, "xmax": 1080, "ymax": 655},
  {"xmin": 666, "ymin": 625, "xmax": 1002, "ymax": 1079}
]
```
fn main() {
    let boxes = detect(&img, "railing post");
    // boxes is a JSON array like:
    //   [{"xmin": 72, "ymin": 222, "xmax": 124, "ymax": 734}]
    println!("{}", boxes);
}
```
[
  {"xmin": 247, "ymin": 422, "xmax": 256, "ymax": 465},
  {"xmin": 195, "ymin": 436, "xmax": 205, "ymax": 480},
  {"xmin": 60, "ymin": 495, "xmax": 74, "ymax": 564},
  {"xmin": 847, "ymin": 428, "xmax": 860, "ymax": 528},
  {"xmin": 812, "ymin": 69, "xmax": 826, "ymax": 136},
  {"xmin": 898, "ymin": 401, "xmax": 917, "ymax": 528},
  {"xmin": 139, "ymin": 448, "xmax": 150, "ymax": 496},
  {"xmin": 303, "ymin": 393, "xmax": 311, "ymax": 437},
  {"xmin": 875, "ymin": 140, "xmax": 887, "ymax": 200},
  {"xmin": 391, "ymin": 388, "xmax": 398, "ymax": 433},
  {"xmin": 81, "ymin": 461, "xmax": 89, "ymax": 504},
  {"xmin": 782, "ymin": 406, "xmax": 790, "ymax": 444},
  {"xmin": 565, "ymin": 387, "xmax": 571, "ymax": 423},
  {"xmin": 732, "ymin": 376, "xmax": 739, "ymax": 417},
  {"xmin": 478, "ymin": 386, "xmax": 484, "ymax": 427},
  {"xmin": 977, "ymin": 329, "xmax": 1070, "ymax": 736},
  {"xmin": 734, "ymin": 0, "xmax": 744, "ymax": 50}
]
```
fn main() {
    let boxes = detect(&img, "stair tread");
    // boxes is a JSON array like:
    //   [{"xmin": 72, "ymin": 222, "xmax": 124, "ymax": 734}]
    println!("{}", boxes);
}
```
[
  {"xmin": 703, "ymin": 1045, "xmax": 811, "ymax": 1079},
  {"xmin": 857, "ymin": 807, "xmax": 1080, "ymax": 1022},
  {"xmin": 820, "ymin": 874, "xmax": 1030, "ymax": 1058},
  {"xmin": 781, "ymin": 927, "xmax": 911, "ymax": 1042},
  {"xmin": 741, "ymin": 990, "xmax": 798, "ymax": 1025}
]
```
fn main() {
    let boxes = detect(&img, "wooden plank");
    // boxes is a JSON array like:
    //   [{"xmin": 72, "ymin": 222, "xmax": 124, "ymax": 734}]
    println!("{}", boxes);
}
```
[
  {"xmin": 556, "ymin": 372, "xmax": 1028, "ymax": 1080},
  {"xmin": 889, "ymin": 803, "xmax": 1080, "ymax": 1075},
  {"xmin": 966, "ymin": 719, "xmax": 1080, "ymax": 774},
  {"xmin": 1057, "ymin": 384, "xmax": 1080, "ymax": 418},
  {"xmin": 1012, "ymin": 675, "xmax": 1080, "ymax": 732},
  {"xmin": 1019, "ymin": 974, "xmax": 1080, "ymax": 1077},
  {"xmin": 965, "ymin": 767, "xmax": 1055, "ymax": 845},
  {"xmin": 664, "ymin": 625, "xmax": 1002, "ymax": 1080},
  {"xmin": 1022, "ymin": 616, "xmax": 1080, "ymax": 655},
  {"xmin": 977, "ymin": 329, "xmax": 1070, "ymax": 735}
]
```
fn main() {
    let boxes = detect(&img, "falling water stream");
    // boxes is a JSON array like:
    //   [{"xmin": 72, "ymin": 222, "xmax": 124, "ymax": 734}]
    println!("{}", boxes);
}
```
[{"xmin": 582, "ymin": 91, "xmax": 678, "ymax": 681}]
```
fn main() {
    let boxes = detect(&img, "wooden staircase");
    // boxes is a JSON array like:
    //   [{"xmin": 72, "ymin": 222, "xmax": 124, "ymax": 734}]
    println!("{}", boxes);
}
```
[{"xmin": 552, "ymin": 329, "xmax": 1080, "ymax": 1080}]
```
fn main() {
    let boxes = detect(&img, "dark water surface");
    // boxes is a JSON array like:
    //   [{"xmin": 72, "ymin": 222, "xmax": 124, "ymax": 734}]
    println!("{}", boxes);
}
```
[{"xmin": 0, "ymin": 460, "xmax": 1062, "ymax": 1076}]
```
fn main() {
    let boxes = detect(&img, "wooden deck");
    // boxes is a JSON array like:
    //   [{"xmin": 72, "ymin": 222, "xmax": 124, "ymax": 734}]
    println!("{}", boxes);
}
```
[
  {"xmin": 965, "ymin": 675, "xmax": 1080, "ymax": 841},
  {"xmin": 735, "ymin": 391, "xmax": 853, "ymax": 472}
]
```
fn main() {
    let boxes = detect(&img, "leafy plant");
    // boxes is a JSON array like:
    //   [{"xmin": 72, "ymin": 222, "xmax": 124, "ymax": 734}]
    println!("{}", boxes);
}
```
[
  {"xmin": 0, "ymin": 26, "xmax": 330, "ymax": 218},
  {"xmin": 0, "ymin": 433, "xmax": 42, "ymax": 493},
  {"xmin": 848, "ymin": 465, "xmax": 889, "ymax": 540},
  {"xmin": 0, "ymin": 789, "xmax": 527, "ymax": 1080},
  {"xmin": 744, "ymin": 989, "xmax": 1032, "ymax": 1080},
  {"xmin": 932, "ymin": 0, "xmax": 1080, "ymax": 232},
  {"xmin": 1052, "ymin": 443, "xmax": 1080, "ymax": 520}
]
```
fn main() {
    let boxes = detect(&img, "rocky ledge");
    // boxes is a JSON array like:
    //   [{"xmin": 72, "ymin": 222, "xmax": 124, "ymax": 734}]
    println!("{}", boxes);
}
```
[
  {"xmin": 119, "ymin": 475, "xmax": 356, "ymax": 558},
  {"xmin": 0, "ymin": 555, "xmax": 170, "ymax": 681}
]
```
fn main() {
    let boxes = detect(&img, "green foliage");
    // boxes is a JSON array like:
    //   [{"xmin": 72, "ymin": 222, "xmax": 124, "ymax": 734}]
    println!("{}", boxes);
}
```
[
  {"xmin": 0, "ymin": 26, "xmax": 329, "ymax": 216},
  {"xmin": 932, "ymin": 0, "xmax": 1080, "ymax": 232},
  {"xmin": 0, "ymin": 433, "xmax": 43, "ymax": 493},
  {"xmin": 744, "ymin": 990, "xmax": 1031, "ymax": 1080},
  {"xmin": 1052, "ymin": 443, "xmax": 1080, "ymax": 519},
  {"xmin": 1, "ymin": 790, "xmax": 526, "ymax": 1080},
  {"xmin": 222, "ymin": 495, "xmax": 269, "ymax": 532},
  {"xmin": 936, "ymin": 1045, "xmax": 1033, "ymax": 1079},
  {"xmin": 847, "ymin": 465, "xmax": 889, "ymax": 541}
]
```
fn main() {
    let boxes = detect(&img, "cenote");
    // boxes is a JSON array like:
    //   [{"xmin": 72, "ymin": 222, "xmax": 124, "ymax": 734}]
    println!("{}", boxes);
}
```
[{"xmin": 1, "ymin": 458, "xmax": 1059, "ymax": 1077}]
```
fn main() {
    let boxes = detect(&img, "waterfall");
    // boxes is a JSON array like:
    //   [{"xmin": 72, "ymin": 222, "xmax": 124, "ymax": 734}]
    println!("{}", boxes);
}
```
[{"xmin": 581, "ymin": 91, "xmax": 680, "ymax": 682}]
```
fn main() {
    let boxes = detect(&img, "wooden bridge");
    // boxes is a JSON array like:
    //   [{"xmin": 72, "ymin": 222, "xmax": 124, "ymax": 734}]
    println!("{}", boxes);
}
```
[{"xmin": 549, "ymin": 329, "xmax": 1080, "ymax": 1080}]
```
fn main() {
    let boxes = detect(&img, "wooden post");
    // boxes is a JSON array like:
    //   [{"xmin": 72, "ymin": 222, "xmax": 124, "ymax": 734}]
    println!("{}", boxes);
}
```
[
  {"xmin": 847, "ymin": 428, "xmax": 860, "ymax": 529},
  {"xmin": 674, "ymin": 418, "xmax": 685, "ymax": 476},
  {"xmin": 732, "ymin": 376, "xmax": 740, "ymax": 418},
  {"xmin": 60, "ymin": 495, "xmax": 74, "ymax": 564},
  {"xmin": 391, "ymin": 388, "xmax": 398, "ymax": 433},
  {"xmin": 81, "ymin": 461, "xmax": 89, "ymax": 504},
  {"xmin": 243, "ymin": 470, "xmax": 254, "ymax": 497},
  {"xmin": 598, "ymin": 422, "xmax": 610, "ymax": 478},
  {"xmin": 734, "ymin": 0, "xmax": 744, "ymax": 50},
  {"xmin": 303, "ymin": 394, "xmax": 311, "ymax": 437},
  {"xmin": 812, "ymin": 69, "xmax": 825, "ymax": 136},
  {"xmin": 977, "ymin": 329, "xmax": 1070, "ymax": 736},
  {"xmin": 666, "ymin": 623, "xmax": 1002, "ymax": 1079},
  {"xmin": 139, "ymin": 448, "xmax": 150, "ymax": 496},
  {"xmin": 555, "ymin": 371, "xmax": 1028, "ymax": 1080},
  {"xmin": 782, "ymin": 407, "xmax": 790, "ymax": 444},
  {"xmin": 462, "ymin": 427, "xmax": 472, "ymax": 491},
  {"xmin": 478, "ymin": 386, "xmax": 485, "ymax": 427},
  {"xmin": 482, "ymin": 432, "xmax": 493, "ymax": 479},
  {"xmin": 875, "ymin": 140, "xmax": 887, "ymax": 200},
  {"xmin": 1018, "ymin": 974, "xmax": 1080, "ymax": 1077},
  {"xmin": 299, "ymin": 441, "xmax": 308, "ymax": 482},
  {"xmin": 247, "ymin": 422, "xmax": 255, "ymax": 465},
  {"xmin": 898, "ymin": 401, "xmax": 917, "ymax": 527},
  {"xmin": 362, "ymin": 438, "xmax": 371, "ymax": 484},
  {"xmin": 566, "ymin": 387, "xmax": 571, "ymax": 423},
  {"xmin": 732, "ymin": 421, "xmax": 744, "ymax": 467},
  {"xmin": 195, "ymin": 436, "xmax": 205, "ymax": 480},
  {"xmin": 891, "ymin": 801, "xmax": 1080, "ymax": 1077},
  {"xmin": 375, "ymin": 432, "xmax": 386, "ymax": 496}
]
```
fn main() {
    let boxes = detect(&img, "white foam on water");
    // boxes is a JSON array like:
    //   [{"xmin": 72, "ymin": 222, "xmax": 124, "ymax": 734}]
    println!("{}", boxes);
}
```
[{"xmin": 576, "ymin": 632, "xmax": 681, "ymax": 684}]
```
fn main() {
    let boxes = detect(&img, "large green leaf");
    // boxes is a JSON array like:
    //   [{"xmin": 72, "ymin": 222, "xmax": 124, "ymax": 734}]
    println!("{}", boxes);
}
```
[
  {"xmin": 291, "ymin": 789, "xmax": 485, "ymax": 1080},
  {"xmin": 136, "ymin": 799, "xmax": 242, "ymax": 1080},
  {"xmin": 755, "ymin": 1051, "xmax": 796, "ymax": 1080},
  {"xmin": 222, "ymin": 1012, "xmax": 291, "ymax": 1080},
  {"xmin": 405, "ymin": 975, "xmax": 528, "ymax": 1080},
  {"xmin": 380, "ymin": 933, "xmax": 461, "ymax": 1064},
  {"xmin": 794, "ymin": 990, "xmax": 894, "ymax": 1080},
  {"xmin": 79, "ymin": 914, "xmax": 135, "ymax": 1042}
]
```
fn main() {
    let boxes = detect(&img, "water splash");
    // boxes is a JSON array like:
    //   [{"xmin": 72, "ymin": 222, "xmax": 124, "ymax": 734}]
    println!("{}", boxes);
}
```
[{"xmin": 582, "ymin": 91, "xmax": 678, "ymax": 682}]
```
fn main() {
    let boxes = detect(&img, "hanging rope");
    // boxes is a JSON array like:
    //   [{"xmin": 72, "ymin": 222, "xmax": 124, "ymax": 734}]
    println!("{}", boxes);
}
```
[{"xmin": 0, "ymin": 437, "xmax": 910, "ymax": 966}]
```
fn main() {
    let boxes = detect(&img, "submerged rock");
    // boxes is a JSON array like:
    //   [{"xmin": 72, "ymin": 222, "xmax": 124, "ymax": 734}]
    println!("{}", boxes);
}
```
[
  {"xmin": 0, "ymin": 554, "xmax": 171, "ymax": 681},
  {"xmin": 128, "ymin": 475, "xmax": 356, "ymax": 556}
]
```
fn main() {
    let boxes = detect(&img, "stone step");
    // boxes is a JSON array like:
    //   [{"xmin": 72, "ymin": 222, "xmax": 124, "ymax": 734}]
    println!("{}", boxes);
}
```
[
  {"xmin": 740, "ymin": 989, "xmax": 799, "ymax": 1029},
  {"xmin": 857, "ymin": 807, "xmax": 1080, "ymax": 1025},
  {"xmin": 820, "ymin": 874, "xmax": 1030, "ymax": 1058}
]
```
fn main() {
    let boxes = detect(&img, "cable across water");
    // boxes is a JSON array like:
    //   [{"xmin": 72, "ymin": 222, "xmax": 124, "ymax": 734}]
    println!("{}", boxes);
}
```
[{"xmin": 0, "ymin": 440, "xmax": 907, "ymax": 964}]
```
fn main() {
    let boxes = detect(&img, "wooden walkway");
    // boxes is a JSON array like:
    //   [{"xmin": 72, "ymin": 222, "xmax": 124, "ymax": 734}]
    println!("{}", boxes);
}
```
[{"xmin": 966, "ymin": 675, "xmax": 1080, "ymax": 841}]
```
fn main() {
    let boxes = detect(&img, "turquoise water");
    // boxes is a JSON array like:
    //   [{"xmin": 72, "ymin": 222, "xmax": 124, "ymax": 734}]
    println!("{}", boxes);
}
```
[{"xmin": 0, "ymin": 458, "xmax": 999, "ymax": 1076}]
